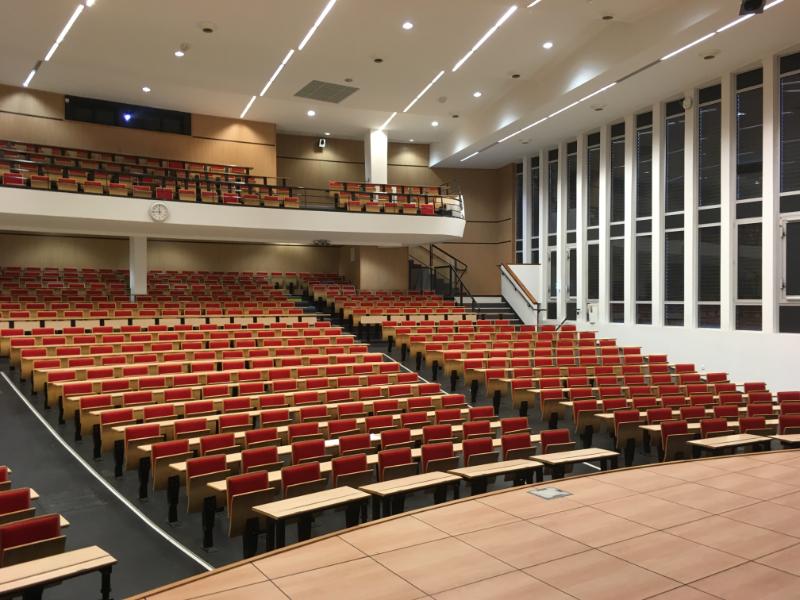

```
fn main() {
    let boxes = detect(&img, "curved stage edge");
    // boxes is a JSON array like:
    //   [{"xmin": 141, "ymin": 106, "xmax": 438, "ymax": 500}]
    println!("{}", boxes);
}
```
[{"xmin": 130, "ymin": 450, "xmax": 800, "ymax": 599}]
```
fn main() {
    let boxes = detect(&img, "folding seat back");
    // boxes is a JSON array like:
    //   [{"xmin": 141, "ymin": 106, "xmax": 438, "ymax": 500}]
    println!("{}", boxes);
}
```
[
  {"xmin": 500, "ymin": 417, "xmax": 529, "ymax": 436},
  {"xmin": 747, "ymin": 403, "xmax": 774, "ymax": 417},
  {"xmin": 299, "ymin": 404, "xmax": 328, "ymax": 423},
  {"xmin": 381, "ymin": 428, "xmax": 412, "ymax": 450},
  {"xmin": 700, "ymin": 418, "xmax": 734, "ymax": 439},
  {"xmin": 185, "ymin": 454, "xmax": 230, "ymax": 512},
  {"xmin": 468, "ymin": 406, "xmax": 495, "ymax": 421},
  {"xmin": 744, "ymin": 382, "xmax": 767, "ymax": 393},
  {"xmin": 440, "ymin": 394, "xmax": 467, "ymax": 409},
  {"xmin": 200, "ymin": 432, "xmax": 238, "ymax": 456},
  {"xmin": 632, "ymin": 396, "xmax": 659, "ymax": 410},
  {"xmin": 173, "ymin": 418, "xmax": 211, "ymax": 440},
  {"xmin": 422, "ymin": 424, "xmax": 453, "ymax": 444},
  {"xmin": 281, "ymin": 462, "xmax": 326, "ymax": 498},
  {"xmin": 661, "ymin": 395, "xmax": 687, "ymax": 408},
  {"xmin": 421, "ymin": 442, "xmax": 457, "ymax": 473},
  {"xmin": 738, "ymin": 416, "xmax": 774, "ymax": 436},
  {"xmin": 679, "ymin": 406, "xmax": 706, "ymax": 422},
  {"xmin": 777, "ymin": 391, "xmax": 800, "ymax": 402},
  {"xmin": 288, "ymin": 422, "xmax": 322, "ymax": 443},
  {"xmin": 339, "ymin": 433, "xmax": 373, "ymax": 456},
  {"xmin": 614, "ymin": 409, "xmax": 644, "ymax": 447},
  {"xmin": 779, "ymin": 414, "xmax": 800, "ymax": 434},
  {"xmin": 462, "ymin": 437, "xmax": 498, "ymax": 466},
  {"xmin": 719, "ymin": 392, "xmax": 744, "ymax": 406},
  {"xmin": 661, "ymin": 420, "xmax": 693, "ymax": 461},
  {"xmin": 782, "ymin": 402, "xmax": 800, "ymax": 415},
  {"xmin": 226, "ymin": 471, "xmax": 274, "ymax": 537},
  {"xmin": 365, "ymin": 414, "xmax": 394, "ymax": 433},
  {"xmin": 218, "ymin": 412, "xmax": 251, "ymax": 434},
  {"xmin": 400, "ymin": 411, "xmax": 431, "ymax": 428},
  {"xmin": 260, "ymin": 409, "xmax": 291, "ymax": 428},
  {"xmin": 328, "ymin": 418, "xmax": 359, "ymax": 439},
  {"xmin": 602, "ymin": 398, "xmax": 628, "ymax": 412},
  {"xmin": 501, "ymin": 432, "xmax": 535, "ymax": 460},
  {"xmin": 244, "ymin": 427, "xmax": 279, "ymax": 449},
  {"xmin": 407, "ymin": 396, "xmax": 433, "ymax": 412},
  {"xmin": 337, "ymin": 402, "xmax": 366, "ymax": 418},
  {"xmin": 435, "ymin": 408, "xmax": 463, "ymax": 426},
  {"xmin": 540, "ymin": 429, "xmax": 574, "ymax": 454},
  {"xmin": 0, "ymin": 514, "xmax": 64, "ymax": 567},
  {"xmin": 183, "ymin": 400, "xmax": 215, "ymax": 418},
  {"xmin": 331, "ymin": 453, "xmax": 372, "ymax": 487},
  {"xmin": 462, "ymin": 420, "xmax": 492, "ymax": 439},
  {"xmin": 713, "ymin": 405, "xmax": 739, "ymax": 419},
  {"xmin": 689, "ymin": 393, "xmax": 715, "ymax": 407},
  {"xmin": 378, "ymin": 447, "xmax": 417, "ymax": 481},
  {"xmin": 372, "ymin": 399, "xmax": 401, "ymax": 416}
]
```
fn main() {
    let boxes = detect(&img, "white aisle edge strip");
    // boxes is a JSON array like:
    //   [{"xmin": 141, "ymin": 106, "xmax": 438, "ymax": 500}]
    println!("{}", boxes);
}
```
[
  {"xmin": 383, "ymin": 354, "xmax": 434, "ymax": 386},
  {"xmin": 0, "ymin": 372, "xmax": 213, "ymax": 571}
]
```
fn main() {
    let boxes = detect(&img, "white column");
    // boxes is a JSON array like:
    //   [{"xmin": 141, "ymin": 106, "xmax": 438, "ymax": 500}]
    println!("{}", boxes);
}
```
[
  {"xmin": 364, "ymin": 129, "xmax": 388, "ymax": 184},
  {"xmin": 651, "ymin": 102, "xmax": 665, "ymax": 326},
  {"xmin": 684, "ymin": 89, "xmax": 699, "ymax": 329},
  {"xmin": 576, "ymin": 133, "xmax": 587, "ymax": 324},
  {"xmin": 557, "ymin": 142, "xmax": 567, "ymax": 321},
  {"xmin": 522, "ymin": 155, "xmax": 532, "ymax": 262},
  {"xmin": 720, "ymin": 72, "xmax": 736, "ymax": 330},
  {"xmin": 762, "ymin": 55, "xmax": 779, "ymax": 333},
  {"xmin": 598, "ymin": 124, "xmax": 611, "ymax": 324},
  {"xmin": 537, "ymin": 149, "xmax": 548, "ymax": 312},
  {"xmin": 129, "ymin": 236, "xmax": 148, "ymax": 298},
  {"xmin": 623, "ymin": 115, "xmax": 636, "ymax": 324}
]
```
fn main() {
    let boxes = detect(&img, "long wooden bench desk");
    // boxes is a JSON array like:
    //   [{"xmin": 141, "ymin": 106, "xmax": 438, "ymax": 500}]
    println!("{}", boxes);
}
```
[
  {"xmin": 534, "ymin": 448, "xmax": 620, "ymax": 478},
  {"xmin": 0, "ymin": 546, "xmax": 116, "ymax": 600},
  {"xmin": 448, "ymin": 458, "xmax": 543, "ymax": 495},
  {"xmin": 771, "ymin": 433, "xmax": 800, "ymax": 447},
  {"xmin": 688, "ymin": 433, "xmax": 773, "ymax": 455},
  {"xmin": 359, "ymin": 472, "xmax": 462, "ymax": 519},
  {"xmin": 253, "ymin": 487, "xmax": 370, "ymax": 550}
]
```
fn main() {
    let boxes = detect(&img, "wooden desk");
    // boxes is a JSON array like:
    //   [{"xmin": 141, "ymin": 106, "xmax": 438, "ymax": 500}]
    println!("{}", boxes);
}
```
[
  {"xmin": 535, "ymin": 448, "xmax": 620, "ymax": 479},
  {"xmin": 0, "ymin": 545, "xmax": 116, "ymax": 600},
  {"xmin": 688, "ymin": 433, "xmax": 772, "ymax": 456},
  {"xmin": 253, "ymin": 487, "xmax": 369, "ymax": 550},
  {"xmin": 771, "ymin": 433, "xmax": 800, "ymax": 448},
  {"xmin": 359, "ymin": 472, "xmax": 461, "ymax": 519},
  {"xmin": 448, "ymin": 459, "xmax": 543, "ymax": 495}
]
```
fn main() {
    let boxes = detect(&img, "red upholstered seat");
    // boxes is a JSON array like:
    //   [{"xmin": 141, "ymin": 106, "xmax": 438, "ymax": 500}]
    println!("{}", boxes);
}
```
[
  {"xmin": 332, "ymin": 454, "xmax": 369, "ymax": 486},
  {"xmin": 540, "ymin": 428, "xmax": 571, "ymax": 454},
  {"xmin": 0, "ymin": 514, "xmax": 62, "ymax": 566},
  {"xmin": 421, "ymin": 442, "xmax": 454, "ymax": 472},
  {"xmin": 226, "ymin": 471, "xmax": 269, "ymax": 511},
  {"xmin": 281, "ymin": 462, "xmax": 322, "ymax": 497}
]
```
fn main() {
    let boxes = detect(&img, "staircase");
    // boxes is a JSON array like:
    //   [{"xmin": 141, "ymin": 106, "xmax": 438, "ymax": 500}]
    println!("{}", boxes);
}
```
[{"xmin": 464, "ymin": 297, "xmax": 522, "ymax": 325}]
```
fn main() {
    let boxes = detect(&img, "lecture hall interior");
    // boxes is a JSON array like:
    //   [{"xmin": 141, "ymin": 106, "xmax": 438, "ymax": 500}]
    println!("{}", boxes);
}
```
[{"xmin": 1, "ymin": 0, "xmax": 800, "ymax": 598}]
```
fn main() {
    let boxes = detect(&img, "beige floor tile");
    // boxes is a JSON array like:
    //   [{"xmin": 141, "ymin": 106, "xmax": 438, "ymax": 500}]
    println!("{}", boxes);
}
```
[
  {"xmin": 723, "ymin": 501, "xmax": 800, "ymax": 537},
  {"xmin": 531, "ymin": 505, "xmax": 654, "ymax": 547},
  {"xmin": 701, "ymin": 455, "xmax": 765, "ymax": 472},
  {"xmin": 340, "ymin": 516, "xmax": 448, "ymax": 555},
  {"xmin": 646, "ymin": 587, "xmax": 721, "ymax": 600},
  {"xmin": 433, "ymin": 571, "xmax": 573, "ymax": 600},
  {"xmin": 666, "ymin": 515, "xmax": 800, "ymax": 560},
  {"xmin": 650, "ymin": 482, "xmax": 760, "ymax": 513},
  {"xmin": 253, "ymin": 536, "xmax": 364, "ymax": 579},
  {"xmin": 193, "ymin": 581, "xmax": 287, "ymax": 600},
  {"xmin": 742, "ymin": 461, "xmax": 800, "ymax": 482},
  {"xmin": 536, "ymin": 478, "xmax": 637, "ymax": 505},
  {"xmin": 601, "ymin": 531, "xmax": 746, "ymax": 583},
  {"xmin": 477, "ymin": 487, "xmax": 583, "ymax": 519},
  {"xmin": 700, "ymin": 472, "xmax": 800, "ymax": 500},
  {"xmin": 525, "ymin": 549, "xmax": 680, "ymax": 600},
  {"xmin": 147, "ymin": 565, "xmax": 268, "ymax": 600},
  {"xmin": 373, "ymin": 537, "xmax": 514, "ymax": 595},
  {"xmin": 756, "ymin": 543, "xmax": 800, "ymax": 576},
  {"xmin": 746, "ymin": 450, "xmax": 800, "ymax": 464},
  {"xmin": 272, "ymin": 557, "xmax": 424, "ymax": 600},
  {"xmin": 593, "ymin": 469, "xmax": 684, "ymax": 493},
  {"xmin": 691, "ymin": 562, "xmax": 800, "ymax": 600},
  {"xmin": 458, "ymin": 520, "xmax": 589, "ymax": 569},
  {"xmin": 648, "ymin": 462, "xmax": 728, "ymax": 482},
  {"xmin": 594, "ymin": 494, "xmax": 709, "ymax": 529},
  {"xmin": 413, "ymin": 499, "xmax": 520, "ymax": 535},
  {"xmin": 769, "ymin": 489, "xmax": 800, "ymax": 510}
]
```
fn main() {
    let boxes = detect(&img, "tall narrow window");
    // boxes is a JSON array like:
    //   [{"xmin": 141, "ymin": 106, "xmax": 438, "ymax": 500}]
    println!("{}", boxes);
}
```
[
  {"xmin": 609, "ymin": 123, "xmax": 625, "ymax": 322},
  {"xmin": 735, "ymin": 68, "xmax": 763, "ymax": 330},
  {"xmin": 514, "ymin": 162, "xmax": 523, "ymax": 263},
  {"xmin": 664, "ymin": 100, "xmax": 685, "ymax": 326},
  {"xmin": 779, "ymin": 51, "xmax": 800, "ymax": 332},
  {"xmin": 530, "ymin": 157, "xmax": 540, "ymax": 264},
  {"xmin": 586, "ymin": 132, "xmax": 601, "ymax": 308},
  {"xmin": 546, "ymin": 149, "xmax": 559, "ymax": 319},
  {"xmin": 566, "ymin": 141, "xmax": 578, "ymax": 320},
  {"xmin": 697, "ymin": 84, "xmax": 721, "ymax": 328},
  {"xmin": 635, "ymin": 112, "xmax": 653, "ymax": 324}
]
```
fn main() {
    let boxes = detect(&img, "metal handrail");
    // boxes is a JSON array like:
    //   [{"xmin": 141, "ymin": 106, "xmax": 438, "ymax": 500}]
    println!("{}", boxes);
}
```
[{"xmin": 408, "ymin": 248, "xmax": 479, "ymax": 313}]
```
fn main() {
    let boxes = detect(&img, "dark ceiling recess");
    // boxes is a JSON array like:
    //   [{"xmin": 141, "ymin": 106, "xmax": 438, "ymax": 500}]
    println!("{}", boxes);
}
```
[
  {"xmin": 739, "ymin": 0, "xmax": 766, "ymax": 15},
  {"xmin": 294, "ymin": 80, "xmax": 359, "ymax": 104},
  {"xmin": 65, "ymin": 95, "xmax": 191, "ymax": 135}
]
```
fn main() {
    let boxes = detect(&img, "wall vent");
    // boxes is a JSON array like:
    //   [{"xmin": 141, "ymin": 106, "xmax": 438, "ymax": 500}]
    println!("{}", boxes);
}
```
[{"xmin": 294, "ymin": 80, "xmax": 359, "ymax": 104}]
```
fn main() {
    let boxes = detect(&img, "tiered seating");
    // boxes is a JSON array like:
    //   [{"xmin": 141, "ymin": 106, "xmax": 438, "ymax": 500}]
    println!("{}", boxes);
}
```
[{"xmin": 328, "ymin": 180, "xmax": 460, "ymax": 216}]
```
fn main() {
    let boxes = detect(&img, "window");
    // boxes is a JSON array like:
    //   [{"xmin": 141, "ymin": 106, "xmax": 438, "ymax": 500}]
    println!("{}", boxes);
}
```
[
  {"xmin": 635, "ymin": 112, "xmax": 653, "ymax": 324},
  {"xmin": 514, "ymin": 162, "xmax": 523, "ymax": 263},
  {"xmin": 530, "ymin": 157, "xmax": 540, "ymax": 263},
  {"xmin": 610, "ymin": 124, "xmax": 625, "ymax": 224},
  {"xmin": 697, "ymin": 84, "xmax": 721, "ymax": 328},
  {"xmin": 586, "ymin": 133, "xmax": 601, "ymax": 304},
  {"xmin": 609, "ymin": 238, "xmax": 625, "ymax": 323},
  {"xmin": 780, "ymin": 217, "xmax": 800, "ymax": 333},
  {"xmin": 609, "ymin": 124, "xmax": 625, "ymax": 322},
  {"xmin": 735, "ymin": 69, "xmax": 763, "ymax": 330},
  {"xmin": 546, "ymin": 150, "xmax": 558, "ymax": 319},
  {"xmin": 664, "ymin": 100, "xmax": 685, "ymax": 326},
  {"xmin": 566, "ymin": 142, "xmax": 577, "ymax": 320}
]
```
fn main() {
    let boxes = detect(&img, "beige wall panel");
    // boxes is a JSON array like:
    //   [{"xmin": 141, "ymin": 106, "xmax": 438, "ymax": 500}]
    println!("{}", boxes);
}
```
[
  {"xmin": 0, "ymin": 233, "xmax": 128, "ymax": 269},
  {"xmin": 338, "ymin": 247, "xmax": 361, "ymax": 288},
  {"xmin": 359, "ymin": 247, "xmax": 408, "ymax": 291}
]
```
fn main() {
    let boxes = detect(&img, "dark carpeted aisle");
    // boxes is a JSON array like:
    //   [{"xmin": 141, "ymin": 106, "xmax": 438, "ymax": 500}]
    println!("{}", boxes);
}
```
[{"xmin": 0, "ymin": 366, "xmax": 208, "ymax": 599}]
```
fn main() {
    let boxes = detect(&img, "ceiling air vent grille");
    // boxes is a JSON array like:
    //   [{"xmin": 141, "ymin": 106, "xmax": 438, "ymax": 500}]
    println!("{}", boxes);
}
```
[{"xmin": 294, "ymin": 80, "xmax": 359, "ymax": 104}]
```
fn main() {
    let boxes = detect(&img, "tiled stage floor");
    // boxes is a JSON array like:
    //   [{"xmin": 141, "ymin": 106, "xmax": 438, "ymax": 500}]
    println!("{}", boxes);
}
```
[{"xmin": 133, "ymin": 449, "xmax": 800, "ymax": 599}]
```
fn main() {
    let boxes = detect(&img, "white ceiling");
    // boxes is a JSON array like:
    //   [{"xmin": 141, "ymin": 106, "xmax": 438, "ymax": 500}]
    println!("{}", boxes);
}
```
[{"xmin": 2, "ymin": 0, "xmax": 798, "ymax": 169}]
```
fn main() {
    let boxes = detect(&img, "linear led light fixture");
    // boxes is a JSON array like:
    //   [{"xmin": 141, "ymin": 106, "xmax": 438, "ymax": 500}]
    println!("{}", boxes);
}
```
[
  {"xmin": 403, "ymin": 70, "xmax": 445, "ymax": 112},
  {"xmin": 764, "ymin": 0, "xmax": 783, "ymax": 8},
  {"xmin": 452, "ymin": 5, "xmax": 518, "ymax": 72},
  {"xmin": 240, "ymin": 95, "xmax": 257, "ymax": 119},
  {"xmin": 527, "ymin": 0, "xmax": 543, "ymax": 7},
  {"xmin": 460, "ymin": 151, "xmax": 479, "ymax": 162},
  {"xmin": 660, "ymin": 31, "xmax": 716, "ymax": 61},
  {"xmin": 22, "ymin": 69, "xmax": 37, "ymax": 88},
  {"xmin": 45, "ymin": 4, "xmax": 85, "ymax": 62},
  {"xmin": 378, "ymin": 111, "xmax": 398, "ymax": 131},
  {"xmin": 715, "ymin": 13, "xmax": 754, "ymax": 33},
  {"xmin": 298, "ymin": 0, "xmax": 337, "ymax": 51},
  {"xmin": 260, "ymin": 49, "xmax": 295, "ymax": 96}
]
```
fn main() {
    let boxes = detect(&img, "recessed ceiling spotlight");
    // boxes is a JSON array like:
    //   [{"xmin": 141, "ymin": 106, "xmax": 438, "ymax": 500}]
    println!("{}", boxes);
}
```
[
  {"xmin": 402, "ymin": 21, "xmax": 414, "ymax": 30},
  {"xmin": 473, "ymin": 91, "xmax": 482, "ymax": 98},
  {"xmin": 511, "ymin": 73, "xmax": 521, "ymax": 79},
  {"xmin": 307, "ymin": 110, "xmax": 316, "ymax": 117},
  {"xmin": 324, "ymin": 132, "xmax": 331, "ymax": 136},
  {"xmin": 344, "ymin": 77, "xmax": 353, "ymax": 82},
  {"xmin": 142, "ymin": 86, "xmax": 151, "ymax": 93},
  {"xmin": 451, "ymin": 114, "xmax": 459, "ymax": 119},
  {"xmin": 409, "ymin": 139, "xmax": 415, "ymax": 142},
  {"xmin": 542, "ymin": 41, "xmax": 554, "ymax": 49},
  {"xmin": 174, "ymin": 50, "xmax": 185, "ymax": 57},
  {"xmin": 373, "ymin": 57, "xmax": 383, "ymax": 63},
  {"xmin": 85, "ymin": 0, "xmax": 95, "ymax": 6},
  {"xmin": 602, "ymin": 15, "xmax": 614, "ymax": 21},
  {"xmin": 591, "ymin": 104, "xmax": 606, "ymax": 112},
  {"xmin": 431, "ymin": 121, "xmax": 439, "ymax": 127}
]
